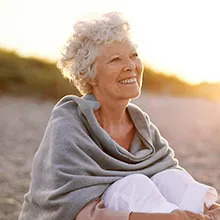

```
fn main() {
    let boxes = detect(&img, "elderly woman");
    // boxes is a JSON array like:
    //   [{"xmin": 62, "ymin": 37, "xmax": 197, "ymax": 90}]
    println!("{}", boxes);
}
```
[{"xmin": 19, "ymin": 12, "xmax": 220, "ymax": 220}]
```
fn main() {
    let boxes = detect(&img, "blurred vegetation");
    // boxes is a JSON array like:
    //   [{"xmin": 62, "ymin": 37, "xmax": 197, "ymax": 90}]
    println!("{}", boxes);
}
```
[
  {"xmin": 143, "ymin": 66, "xmax": 220, "ymax": 102},
  {"xmin": 0, "ymin": 48, "xmax": 220, "ymax": 101},
  {"xmin": 0, "ymin": 49, "xmax": 80, "ymax": 101}
]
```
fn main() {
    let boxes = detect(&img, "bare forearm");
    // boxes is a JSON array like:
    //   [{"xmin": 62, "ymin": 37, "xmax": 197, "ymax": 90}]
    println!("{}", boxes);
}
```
[
  {"xmin": 129, "ymin": 212, "xmax": 176, "ymax": 220},
  {"xmin": 129, "ymin": 210, "xmax": 214, "ymax": 220}
]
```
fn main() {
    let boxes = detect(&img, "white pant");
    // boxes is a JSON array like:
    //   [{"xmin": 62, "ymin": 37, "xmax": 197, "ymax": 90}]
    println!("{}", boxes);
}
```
[{"xmin": 102, "ymin": 169, "xmax": 218, "ymax": 214}]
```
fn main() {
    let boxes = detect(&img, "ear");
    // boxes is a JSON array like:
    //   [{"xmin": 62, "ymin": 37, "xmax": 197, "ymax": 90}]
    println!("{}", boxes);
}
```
[{"xmin": 88, "ymin": 80, "xmax": 97, "ymax": 87}]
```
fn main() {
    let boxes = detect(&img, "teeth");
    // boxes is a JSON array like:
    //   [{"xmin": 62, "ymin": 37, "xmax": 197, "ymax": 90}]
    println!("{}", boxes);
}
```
[{"xmin": 119, "ymin": 77, "xmax": 137, "ymax": 84}]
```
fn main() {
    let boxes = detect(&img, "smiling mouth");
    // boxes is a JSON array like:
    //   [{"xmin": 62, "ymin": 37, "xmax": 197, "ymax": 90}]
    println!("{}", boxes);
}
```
[{"xmin": 118, "ymin": 77, "xmax": 137, "ymax": 84}]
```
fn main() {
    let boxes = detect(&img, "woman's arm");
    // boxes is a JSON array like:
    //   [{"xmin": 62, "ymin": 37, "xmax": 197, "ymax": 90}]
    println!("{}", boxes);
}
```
[
  {"xmin": 75, "ymin": 197, "xmax": 215, "ymax": 220},
  {"xmin": 129, "ymin": 210, "xmax": 215, "ymax": 220},
  {"xmin": 205, "ymin": 203, "xmax": 220, "ymax": 220},
  {"xmin": 129, "ymin": 212, "xmax": 176, "ymax": 220}
]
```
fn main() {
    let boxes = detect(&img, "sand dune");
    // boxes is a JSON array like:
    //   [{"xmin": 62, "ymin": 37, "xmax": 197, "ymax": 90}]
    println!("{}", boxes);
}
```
[{"xmin": 0, "ymin": 93, "xmax": 220, "ymax": 219}]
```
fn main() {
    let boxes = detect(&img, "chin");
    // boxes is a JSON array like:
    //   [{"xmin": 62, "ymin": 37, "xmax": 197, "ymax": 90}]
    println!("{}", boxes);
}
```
[
  {"xmin": 131, "ymin": 86, "xmax": 141, "ymax": 97},
  {"xmin": 130, "ymin": 91, "xmax": 141, "ymax": 100},
  {"xmin": 124, "ymin": 89, "xmax": 141, "ymax": 100}
]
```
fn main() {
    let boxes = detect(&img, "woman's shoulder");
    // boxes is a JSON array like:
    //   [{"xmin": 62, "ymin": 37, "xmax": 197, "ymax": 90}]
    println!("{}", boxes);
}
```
[
  {"xmin": 51, "ymin": 94, "xmax": 87, "ymax": 119},
  {"xmin": 46, "ymin": 95, "xmax": 84, "ymax": 130},
  {"xmin": 53, "ymin": 95, "xmax": 81, "ymax": 113},
  {"xmin": 41, "ymin": 95, "xmax": 90, "ymax": 142},
  {"xmin": 52, "ymin": 94, "xmax": 98, "ymax": 116}
]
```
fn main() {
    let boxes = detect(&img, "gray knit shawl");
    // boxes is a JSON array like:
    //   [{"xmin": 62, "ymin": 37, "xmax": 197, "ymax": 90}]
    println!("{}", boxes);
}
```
[{"xmin": 19, "ymin": 94, "xmax": 181, "ymax": 220}]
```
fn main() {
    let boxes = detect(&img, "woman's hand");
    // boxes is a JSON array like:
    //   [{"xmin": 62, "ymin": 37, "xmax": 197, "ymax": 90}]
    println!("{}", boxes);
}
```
[
  {"xmin": 208, "ymin": 203, "xmax": 220, "ymax": 210},
  {"xmin": 204, "ymin": 203, "xmax": 220, "ymax": 220}
]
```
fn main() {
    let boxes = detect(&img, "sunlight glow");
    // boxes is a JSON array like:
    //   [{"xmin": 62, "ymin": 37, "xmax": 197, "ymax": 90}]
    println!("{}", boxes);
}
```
[{"xmin": 0, "ymin": 0, "xmax": 220, "ymax": 84}]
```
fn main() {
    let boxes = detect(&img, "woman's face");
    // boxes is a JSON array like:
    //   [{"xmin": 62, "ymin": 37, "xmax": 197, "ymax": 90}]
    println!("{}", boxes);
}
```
[{"xmin": 92, "ymin": 40, "xmax": 143, "ymax": 102}]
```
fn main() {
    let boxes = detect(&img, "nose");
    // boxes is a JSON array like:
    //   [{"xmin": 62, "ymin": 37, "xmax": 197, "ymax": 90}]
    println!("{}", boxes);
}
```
[{"xmin": 123, "ymin": 58, "xmax": 135, "ymax": 72}]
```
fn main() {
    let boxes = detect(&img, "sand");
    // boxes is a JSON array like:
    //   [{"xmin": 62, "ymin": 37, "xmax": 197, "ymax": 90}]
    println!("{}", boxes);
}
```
[{"xmin": 1, "ymin": 93, "xmax": 220, "ymax": 219}]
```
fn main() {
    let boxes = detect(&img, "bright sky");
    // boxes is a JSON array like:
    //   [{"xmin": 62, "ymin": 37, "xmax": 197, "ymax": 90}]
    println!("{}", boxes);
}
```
[{"xmin": 0, "ymin": 0, "xmax": 220, "ymax": 84}]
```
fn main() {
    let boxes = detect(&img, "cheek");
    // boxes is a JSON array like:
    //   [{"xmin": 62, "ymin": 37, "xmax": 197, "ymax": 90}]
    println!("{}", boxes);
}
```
[
  {"xmin": 104, "ymin": 65, "xmax": 123, "ymax": 80},
  {"xmin": 95, "ymin": 64, "xmax": 112, "ymax": 82},
  {"xmin": 136, "ymin": 60, "xmax": 143, "ymax": 75}
]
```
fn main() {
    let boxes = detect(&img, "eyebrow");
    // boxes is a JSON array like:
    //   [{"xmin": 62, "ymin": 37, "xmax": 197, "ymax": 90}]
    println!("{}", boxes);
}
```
[
  {"xmin": 103, "ymin": 54, "xmax": 120, "ymax": 63},
  {"xmin": 107, "ymin": 49, "xmax": 137, "ymax": 59},
  {"xmin": 108, "ymin": 54, "xmax": 120, "ymax": 59}
]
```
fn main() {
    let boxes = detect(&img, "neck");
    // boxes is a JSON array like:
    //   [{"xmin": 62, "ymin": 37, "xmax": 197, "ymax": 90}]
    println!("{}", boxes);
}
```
[{"xmin": 93, "ymin": 94, "xmax": 130, "ymax": 127}]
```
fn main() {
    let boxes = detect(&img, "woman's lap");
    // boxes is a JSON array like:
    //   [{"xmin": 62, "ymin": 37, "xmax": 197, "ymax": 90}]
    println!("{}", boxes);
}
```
[{"xmin": 101, "ymin": 169, "xmax": 218, "ymax": 214}]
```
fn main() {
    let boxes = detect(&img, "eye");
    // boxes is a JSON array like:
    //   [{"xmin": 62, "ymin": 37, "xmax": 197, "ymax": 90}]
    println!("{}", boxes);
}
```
[
  {"xmin": 131, "ymin": 52, "xmax": 138, "ymax": 58},
  {"xmin": 110, "ymin": 56, "xmax": 120, "ymax": 62}
]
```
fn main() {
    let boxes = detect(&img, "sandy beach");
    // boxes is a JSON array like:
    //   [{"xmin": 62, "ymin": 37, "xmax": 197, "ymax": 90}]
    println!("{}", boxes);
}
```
[{"xmin": 1, "ymin": 93, "xmax": 220, "ymax": 219}]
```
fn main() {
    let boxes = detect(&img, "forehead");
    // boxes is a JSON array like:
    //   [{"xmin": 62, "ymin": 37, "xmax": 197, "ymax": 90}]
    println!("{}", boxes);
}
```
[{"xmin": 97, "ymin": 40, "xmax": 137, "ymax": 57}]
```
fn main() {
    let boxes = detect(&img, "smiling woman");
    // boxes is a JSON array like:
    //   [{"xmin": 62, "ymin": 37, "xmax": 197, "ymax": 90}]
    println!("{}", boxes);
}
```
[
  {"xmin": 93, "ymin": 40, "xmax": 143, "ymax": 103},
  {"xmin": 18, "ymin": 11, "xmax": 220, "ymax": 220},
  {"xmin": 92, "ymin": 40, "xmax": 143, "ymax": 152}
]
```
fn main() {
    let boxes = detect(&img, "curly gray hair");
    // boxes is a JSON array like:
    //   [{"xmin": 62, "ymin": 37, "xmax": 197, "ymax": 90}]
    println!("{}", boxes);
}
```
[{"xmin": 57, "ymin": 12, "xmax": 132, "ymax": 95}]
